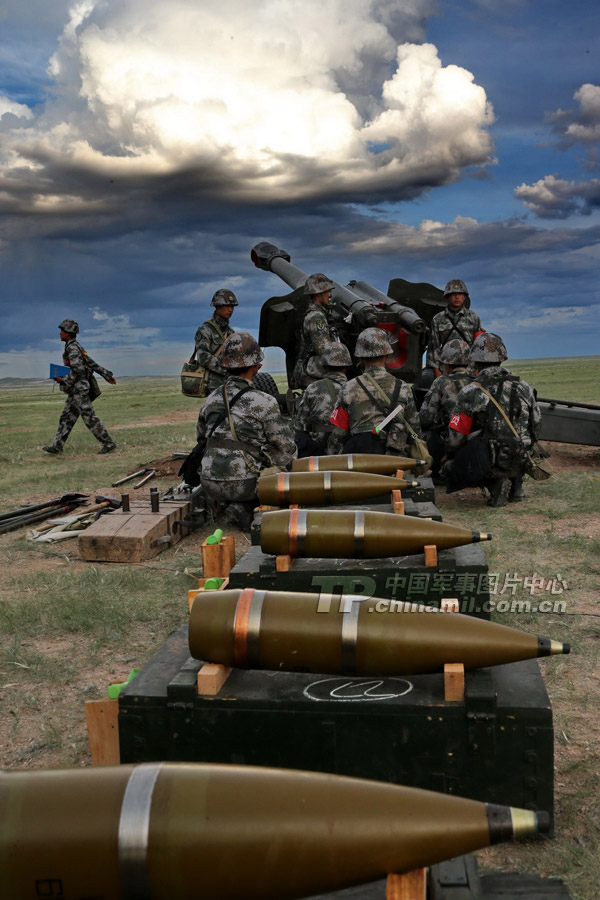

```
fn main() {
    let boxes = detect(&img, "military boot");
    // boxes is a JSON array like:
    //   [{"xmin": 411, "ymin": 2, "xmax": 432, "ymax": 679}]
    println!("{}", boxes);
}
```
[
  {"xmin": 223, "ymin": 502, "xmax": 254, "ymax": 532},
  {"xmin": 509, "ymin": 477, "xmax": 525, "ymax": 503},
  {"xmin": 487, "ymin": 478, "xmax": 511, "ymax": 508}
]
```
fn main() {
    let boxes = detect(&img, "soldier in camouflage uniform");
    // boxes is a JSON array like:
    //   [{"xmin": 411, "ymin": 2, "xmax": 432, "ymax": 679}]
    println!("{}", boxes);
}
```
[
  {"xmin": 419, "ymin": 339, "xmax": 471, "ymax": 479},
  {"xmin": 294, "ymin": 343, "xmax": 351, "ymax": 457},
  {"xmin": 446, "ymin": 333, "xmax": 541, "ymax": 507},
  {"xmin": 194, "ymin": 289, "xmax": 237, "ymax": 395},
  {"xmin": 329, "ymin": 328, "xmax": 422, "ymax": 456},
  {"xmin": 197, "ymin": 332, "xmax": 296, "ymax": 529},
  {"xmin": 43, "ymin": 319, "xmax": 117, "ymax": 455},
  {"xmin": 426, "ymin": 279, "xmax": 485, "ymax": 377},
  {"xmin": 292, "ymin": 273, "xmax": 338, "ymax": 388}
]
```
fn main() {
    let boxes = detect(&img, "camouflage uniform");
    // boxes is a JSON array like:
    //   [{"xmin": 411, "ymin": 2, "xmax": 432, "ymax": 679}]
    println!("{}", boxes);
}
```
[
  {"xmin": 194, "ymin": 312, "xmax": 235, "ymax": 395},
  {"xmin": 292, "ymin": 305, "xmax": 338, "ymax": 387},
  {"xmin": 328, "ymin": 366, "xmax": 421, "ymax": 455},
  {"xmin": 198, "ymin": 376, "xmax": 297, "ymax": 505},
  {"xmin": 425, "ymin": 307, "xmax": 484, "ymax": 371},
  {"xmin": 448, "ymin": 366, "xmax": 541, "ymax": 472},
  {"xmin": 419, "ymin": 368, "xmax": 471, "ymax": 478},
  {"xmin": 295, "ymin": 371, "xmax": 347, "ymax": 456},
  {"xmin": 420, "ymin": 369, "xmax": 472, "ymax": 433},
  {"xmin": 47, "ymin": 339, "xmax": 115, "ymax": 452}
]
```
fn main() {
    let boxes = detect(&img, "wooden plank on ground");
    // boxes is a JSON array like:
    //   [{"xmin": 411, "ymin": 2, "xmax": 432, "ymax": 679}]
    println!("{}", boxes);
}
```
[{"xmin": 85, "ymin": 699, "xmax": 119, "ymax": 765}]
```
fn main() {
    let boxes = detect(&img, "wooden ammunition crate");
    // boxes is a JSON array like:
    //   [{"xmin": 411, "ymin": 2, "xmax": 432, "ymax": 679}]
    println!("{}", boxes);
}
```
[
  {"xmin": 227, "ymin": 544, "xmax": 492, "ymax": 617},
  {"xmin": 118, "ymin": 626, "xmax": 555, "ymax": 830}
]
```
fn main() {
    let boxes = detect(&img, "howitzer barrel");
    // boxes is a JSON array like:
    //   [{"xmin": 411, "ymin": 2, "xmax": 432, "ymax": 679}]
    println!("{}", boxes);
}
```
[
  {"xmin": 0, "ymin": 763, "xmax": 548, "ymax": 900},
  {"xmin": 251, "ymin": 241, "xmax": 425, "ymax": 333},
  {"xmin": 257, "ymin": 471, "xmax": 418, "ymax": 506},
  {"xmin": 292, "ymin": 452, "xmax": 426, "ymax": 474},
  {"xmin": 251, "ymin": 241, "xmax": 308, "ymax": 291},
  {"xmin": 350, "ymin": 280, "xmax": 427, "ymax": 334},
  {"xmin": 260, "ymin": 509, "xmax": 491, "ymax": 558},
  {"xmin": 189, "ymin": 589, "xmax": 570, "ymax": 675}
]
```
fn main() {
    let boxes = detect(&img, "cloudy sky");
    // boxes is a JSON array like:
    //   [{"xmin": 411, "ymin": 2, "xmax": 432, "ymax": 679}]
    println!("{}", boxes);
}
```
[{"xmin": 0, "ymin": 0, "xmax": 598, "ymax": 378}]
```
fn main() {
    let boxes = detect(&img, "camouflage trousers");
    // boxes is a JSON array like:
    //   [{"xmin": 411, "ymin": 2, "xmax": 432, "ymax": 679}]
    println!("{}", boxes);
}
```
[
  {"xmin": 50, "ymin": 383, "xmax": 114, "ymax": 451},
  {"xmin": 201, "ymin": 476, "xmax": 257, "ymax": 531}
]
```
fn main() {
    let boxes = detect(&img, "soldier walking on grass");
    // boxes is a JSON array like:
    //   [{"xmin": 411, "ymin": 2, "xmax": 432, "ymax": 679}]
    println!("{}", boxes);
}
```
[
  {"xmin": 194, "ymin": 289, "xmax": 237, "ymax": 395},
  {"xmin": 43, "ymin": 319, "xmax": 117, "ymax": 455}
]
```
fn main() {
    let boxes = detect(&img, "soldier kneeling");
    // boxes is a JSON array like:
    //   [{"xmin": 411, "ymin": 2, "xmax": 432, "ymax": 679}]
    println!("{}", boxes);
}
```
[
  {"xmin": 445, "ymin": 333, "xmax": 541, "ymax": 507},
  {"xmin": 196, "ymin": 333, "xmax": 297, "ymax": 530},
  {"xmin": 294, "ymin": 342, "xmax": 351, "ymax": 457}
]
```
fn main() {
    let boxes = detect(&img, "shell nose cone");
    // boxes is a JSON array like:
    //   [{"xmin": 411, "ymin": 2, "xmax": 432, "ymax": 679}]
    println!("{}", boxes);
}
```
[
  {"xmin": 473, "ymin": 531, "xmax": 492, "ymax": 542},
  {"xmin": 534, "ymin": 810, "xmax": 551, "ymax": 834},
  {"xmin": 553, "ymin": 640, "xmax": 570, "ymax": 655}
]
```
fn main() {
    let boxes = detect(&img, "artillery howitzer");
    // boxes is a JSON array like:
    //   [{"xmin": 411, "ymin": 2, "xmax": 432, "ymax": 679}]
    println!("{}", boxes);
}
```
[{"xmin": 252, "ymin": 241, "xmax": 442, "ymax": 386}]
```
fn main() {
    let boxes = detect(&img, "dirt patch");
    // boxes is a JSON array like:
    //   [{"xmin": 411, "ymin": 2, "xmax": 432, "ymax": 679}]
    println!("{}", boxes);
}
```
[
  {"xmin": 542, "ymin": 441, "xmax": 600, "ymax": 472},
  {"xmin": 111, "ymin": 410, "xmax": 197, "ymax": 430}
]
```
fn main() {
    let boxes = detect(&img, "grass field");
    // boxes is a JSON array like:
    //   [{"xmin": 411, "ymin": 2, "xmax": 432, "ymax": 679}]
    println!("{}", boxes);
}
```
[{"xmin": 0, "ymin": 358, "xmax": 599, "ymax": 898}]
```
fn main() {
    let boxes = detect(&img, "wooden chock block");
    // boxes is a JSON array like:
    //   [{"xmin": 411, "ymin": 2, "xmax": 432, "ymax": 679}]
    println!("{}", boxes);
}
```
[
  {"xmin": 201, "ymin": 535, "xmax": 236, "ymax": 579},
  {"xmin": 85, "ymin": 699, "xmax": 119, "ymax": 766},
  {"xmin": 392, "ymin": 490, "xmax": 405, "ymax": 515},
  {"xmin": 440, "ymin": 597, "xmax": 459, "ymax": 613},
  {"xmin": 395, "ymin": 469, "xmax": 407, "ymax": 479},
  {"xmin": 444, "ymin": 662, "xmax": 465, "ymax": 702},
  {"xmin": 386, "ymin": 868, "xmax": 427, "ymax": 900},
  {"xmin": 276, "ymin": 554, "xmax": 293, "ymax": 572},
  {"xmin": 197, "ymin": 663, "xmax": 232, "ymax": 696},
  {"xmin": 188, "ymin": 576, "xmax": 231, "ymax": 612},
  {"xmin": 424, "ymin": 544, "xmax": 438, "ymax": 567}
]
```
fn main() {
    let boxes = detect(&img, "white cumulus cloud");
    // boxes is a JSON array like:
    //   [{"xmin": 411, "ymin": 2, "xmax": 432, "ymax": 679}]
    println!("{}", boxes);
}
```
[
  {"xmin": 515, "ymin": 174, "xmax": 600, "ymax": 219},
  {"xmin": 0, "ymin": 0, "xmax": 495, "ymax": 227}
]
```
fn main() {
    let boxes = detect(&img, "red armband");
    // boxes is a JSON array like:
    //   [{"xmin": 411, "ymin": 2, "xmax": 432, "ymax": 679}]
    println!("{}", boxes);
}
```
[
  {"xmin": 449, "ymin": 412, "xmax": 474, "ymax": 435},
  {"xmin": 330, "ymin": 406, "xmax": 350, "ymax": 431},
  {"xmin": 473, "ymin": 330, "xmax": 485, "ymax": 339}
]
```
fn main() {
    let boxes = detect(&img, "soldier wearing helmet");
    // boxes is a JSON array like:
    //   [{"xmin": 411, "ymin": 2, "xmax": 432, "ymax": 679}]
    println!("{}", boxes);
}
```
[
  {"xmin": 445, "ymin": 333, "xmax": 541, "ymax": 507},
  {"xmin": 419, "ymin": 339, "xmax": 472, "ymax": 480},
  {"xmin": 196, "ymin": 333, "xmax": 296, "ymax": 529},
  {"xmin": 291, "ymin": 273, "xmax": 338, "ymax": 389},
  {"xmin": 328, "ymin": 327, "xmax": 422, "ymax": 456},
  {"xmin": 193, "ymin": 288, "xmax": 238, "ymax": 396},
  {"xmin": 294, "ymin": 342, "xmax": 352, "ymax": 457},
  {"xmin": 425, "ymin": 278, "xmax": 485, "ymax": 378},
  {"xmin": 42, "ymin": 320, "xmax": 117, "ymax": 455}
]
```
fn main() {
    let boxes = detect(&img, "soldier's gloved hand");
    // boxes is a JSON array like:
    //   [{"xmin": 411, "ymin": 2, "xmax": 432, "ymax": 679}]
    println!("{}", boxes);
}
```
[
  {"xmin": 107, "ymin": 377, "xmax": 117, "ymax": 385},
  {"xmin": 54, "ymin": 376, "xmax": 65, "ymax": 384}
]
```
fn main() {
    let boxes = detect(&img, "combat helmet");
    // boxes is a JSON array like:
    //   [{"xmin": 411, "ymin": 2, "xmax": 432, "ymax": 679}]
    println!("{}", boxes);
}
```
[
  {"xmin": 322, "ymin": 342, "xmax": 352, "ymax": 368},
  {"xmin": 444, "ymin": 279, "xmax": 469, "ymax": 297},
  {"xmin": 221, "ymin": 332, "xmax": 264, "ymax": 368},
  {"xmin": 469, "ymin": 332, "xmax": 507, "ymax": 364},
  {"xmin": 305, "ymin": 273, "xmax": 335, "ymax": 296},
  {"xmin": 440, "ymin": 339, "xmax": 470, "ymax": 366},
  {"xmin": 211, "ymin": 288, "xmax": 239, "ymax": 307},
  {"xmin": 58, "ymin": 319, "xmax": 79, "ymax": 335},
  {"xmin": 354, "ymin": 327, "xmax": 393, "ymax": 358}
]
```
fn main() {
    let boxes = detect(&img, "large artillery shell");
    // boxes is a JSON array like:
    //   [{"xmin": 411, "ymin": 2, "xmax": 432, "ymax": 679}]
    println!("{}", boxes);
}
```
[
  {"xmin": 292, "ymin": 453, "xmax": 425, "ymax": 474},
  {"xmin": 260, "ymin": 508, "xmax": 490, "ymax": 558},
  {"xmin": 257, "ymin": 470, "xmax": 418, "ymax": 506},
  {"xmin": 0, "ymin": 763, "xmax": 548, "ymax": 900},
  {"xmin": 189, "ymin": 589, "xmax": 570, "ymax": 675}
]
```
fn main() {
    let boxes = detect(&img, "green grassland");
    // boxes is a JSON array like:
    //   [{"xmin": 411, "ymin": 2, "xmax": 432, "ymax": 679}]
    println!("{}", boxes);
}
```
[{"xmin": 0, "ymin": 358, "xmax": 599, "ymax": 898}]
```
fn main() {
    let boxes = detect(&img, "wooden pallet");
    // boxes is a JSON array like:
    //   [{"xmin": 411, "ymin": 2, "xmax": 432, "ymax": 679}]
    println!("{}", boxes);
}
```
[{"xmin": 78, "ymin": 499, "xmax": 192, "ymax": 563}]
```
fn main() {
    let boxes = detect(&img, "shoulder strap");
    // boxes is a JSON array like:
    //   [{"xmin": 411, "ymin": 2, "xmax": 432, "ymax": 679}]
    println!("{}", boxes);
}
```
[
  {"xmin": 358, "ymin": 374, "xmax": 389, "ymax": 414},
  {"xmin": 208, "ymin": 319, "xmax": 227, "ymax": 342},
  {"xmin": 324, "ymin": 378, "xmax": 337, "ymax": 403},
  {"xmin": 472, "ymin": 381, "xmax": 520, "ymax": 441},
  {"xmin": 207, "ymin": 385, "xmax": 251, "ymax": 439}
]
